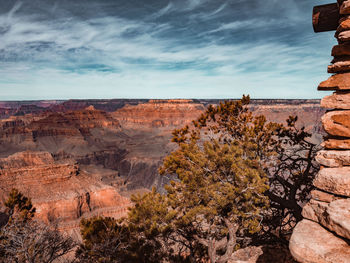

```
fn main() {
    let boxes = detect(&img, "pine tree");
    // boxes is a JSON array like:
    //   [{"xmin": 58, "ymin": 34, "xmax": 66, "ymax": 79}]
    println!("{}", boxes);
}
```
[
  {"xmin": 0, "ymin": 189, "xmax": 75, "ymax": 263},
  {"xmin": 76, "ymin": 96, "xmax": 318, "ymax": 262},
  {"xmin": 5, "ymin": 188, "xmax": 35, "ymax": 223}
]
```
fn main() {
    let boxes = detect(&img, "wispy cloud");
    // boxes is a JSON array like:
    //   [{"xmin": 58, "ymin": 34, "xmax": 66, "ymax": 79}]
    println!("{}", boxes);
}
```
[{"xmin": 0, "ymin": 0, "xmax": 335, "ymax": 99}]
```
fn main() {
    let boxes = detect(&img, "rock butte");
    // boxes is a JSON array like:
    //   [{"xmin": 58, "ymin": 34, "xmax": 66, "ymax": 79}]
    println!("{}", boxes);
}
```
[
  {"xmin": 112, "ymin": 100, "xmax": 206, "ymax": 129},
  {"xmin": 290, "ymin": 3, "xmax": 350, "ymax": 261}
]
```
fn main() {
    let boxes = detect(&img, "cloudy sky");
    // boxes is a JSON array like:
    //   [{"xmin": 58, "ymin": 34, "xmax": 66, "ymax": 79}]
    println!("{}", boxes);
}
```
[{"xmin": 0, "ymin": 0, "xmax": 336, "ymax": 100}]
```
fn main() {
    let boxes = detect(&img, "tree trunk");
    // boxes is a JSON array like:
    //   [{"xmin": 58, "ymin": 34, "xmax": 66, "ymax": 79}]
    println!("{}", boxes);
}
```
[
  {"xmin": 216, "ymin": 220, "xmax": 238, "ymax": 263},
  {"xmin": 208, "ymin": 239, "xmax": 217, "ymax": 263}
]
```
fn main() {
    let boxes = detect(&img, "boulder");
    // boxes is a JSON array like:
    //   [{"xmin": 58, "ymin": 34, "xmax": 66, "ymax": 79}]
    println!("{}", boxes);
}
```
[
  {"xmin": 322, "ymin": 110, "xmax": 350, "ymax": 137},
  {"xmin": 289, "ymin": 219, "xmax": 350, "ymax": 263},
  {"xmin": 314, "ymin": 167, "xmax": 350, "ymax": 197},
  {"xmin": 321, "ymin": 91, "xmax": 350, "ymax": 109},
  {"xmin": 316, "ymin": 150, "xmax": 350, "ymax": 167},
  {"xmin": 318, "ymin": 72, "xmax": 350, "ymax": 90}
]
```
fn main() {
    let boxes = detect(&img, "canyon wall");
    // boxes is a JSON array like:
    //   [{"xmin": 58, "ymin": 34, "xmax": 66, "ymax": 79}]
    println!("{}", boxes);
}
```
[
  {"xmin": 0, "ymin": 151, "xmax": 130, "ymax": 241},
  {"xmin": 0, "ymin": 99, "xmax": 324, "ymax": 240}
]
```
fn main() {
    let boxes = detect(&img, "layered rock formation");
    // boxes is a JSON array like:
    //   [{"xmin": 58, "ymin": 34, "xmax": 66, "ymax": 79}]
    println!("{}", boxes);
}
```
[
  {"xmin": 290, "ymin": 2, "xmax": 350, "ymax": 262},
  {"xmin": 0, "ymin": 99, "xmax": 325, "ymax": 243},
  {"xmin": 249, "ymin": 102, "xmax": 324, "ymax": 143},
  {"xmin": 0, "ymin": 100, "xmax": 63, "ymax": 119},
  {"xmin": 0, "ymin": 151, "xmax": 130, "ymax": 241},
  {"xmin": 113, "ymin": 99, "xmax": 206, "ymax": 129}
]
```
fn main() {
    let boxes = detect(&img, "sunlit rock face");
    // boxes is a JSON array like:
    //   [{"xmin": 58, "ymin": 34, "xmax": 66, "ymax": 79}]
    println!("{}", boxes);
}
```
[
  {"xmin": 290, "ymin": 220, "xmax": 350, "ymax": 263},
  {"xmin": 112, "ymin": 99, "xmax": 206, "ymax": 129},
  {"xmin": 0, "ymin": 151, "xmax": 130, "ymax": 241}
]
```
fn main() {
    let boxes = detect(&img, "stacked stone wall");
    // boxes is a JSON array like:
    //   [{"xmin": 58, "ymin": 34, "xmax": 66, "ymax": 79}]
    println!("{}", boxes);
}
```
[{"xmin": 290, "ymin": 1, "xmax": 350, "ymax": 262}]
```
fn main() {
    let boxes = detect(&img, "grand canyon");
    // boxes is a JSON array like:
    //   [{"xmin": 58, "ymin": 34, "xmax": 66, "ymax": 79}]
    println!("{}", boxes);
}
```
[
  {"xmin": 0, "ymin": 99, "xmax": 324, "ymax": 242},
  {"xmin": 3, "ymin": 0, "xmax": 350, "ymax": 262}
]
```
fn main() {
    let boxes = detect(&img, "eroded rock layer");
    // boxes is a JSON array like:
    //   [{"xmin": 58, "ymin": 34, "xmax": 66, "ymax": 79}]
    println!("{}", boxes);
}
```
[
  {"xmin": 0, "ymin": 151, "xmax": 130, "ymax": 241},
  {"xmin": 112, "ymin": 99, "xmax": 206, "ymax": 129}
]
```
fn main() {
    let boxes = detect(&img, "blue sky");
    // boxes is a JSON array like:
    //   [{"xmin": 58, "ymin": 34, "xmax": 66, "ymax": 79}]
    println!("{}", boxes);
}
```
[{"xmin": 0, "ymin": 0, "xmax": 336, "ymax": 100}]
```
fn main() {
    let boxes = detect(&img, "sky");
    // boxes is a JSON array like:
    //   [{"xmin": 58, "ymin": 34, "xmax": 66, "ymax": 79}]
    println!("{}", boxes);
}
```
[{"xmin": 0, "ymin": 0, "xmax": 337, "ymax": 100}]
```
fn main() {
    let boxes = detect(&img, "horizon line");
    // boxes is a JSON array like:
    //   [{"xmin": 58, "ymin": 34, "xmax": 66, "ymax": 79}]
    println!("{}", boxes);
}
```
[{"xmin": 0, "ymin": 98, "xmax": 322, "ymax": 102}]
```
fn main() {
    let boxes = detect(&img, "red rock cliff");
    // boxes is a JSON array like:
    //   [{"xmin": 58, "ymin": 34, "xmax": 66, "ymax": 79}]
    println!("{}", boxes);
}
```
[
  {"xmin": 113, "ymin": 99, "xmax": 206, "ymax": 128},
  {"xmin": 0, "ymin": 151, "xmax": 130, "ymax": 241}
]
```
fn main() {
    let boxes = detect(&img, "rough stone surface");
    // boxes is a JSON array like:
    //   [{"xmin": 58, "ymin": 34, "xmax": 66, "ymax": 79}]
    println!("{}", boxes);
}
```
[
  {"xmin": 341, "ymin": 0, "xmax": 350, "ymax": 15},
  {"xmin": 318, "ymin": 72, "xmax": 350, "ymax": 90},
  {"xmin": 302, "ymin": 198, "xmax": 350, "ymax": 240},
  {"xmin": 321, "ymin": 91, "xmax": 350, "ymax": 109},
  {"xmin": 327, "ymin": 199, "xmax": 350, "ymax": 239},
  {"xmin": 322, "ymin": 110, "xmax": 350, "ymax": 137},
  {"xmin": 314, "ymin": 167, "xmax": 350, "ymax": 197},
  {"xmin": 332, "ymin": 44, "xmax": 350, "ymax": 57},
  {"xmin": 302, "ymin": 199, "xmax": 329, "ymax": 225},
  {"xmin": 338, "ymin": 30, "xmax": 350, "ymax": 42},
  {"xmin": 332, "ymin": 55, "xmax": 350, "ymax": 64},
  {"xmin": 311, "ymin": 189, "xmax": 340, "ymax": 203},
  {"xmin": 316, "ymin": 150, "xmax": 350, "ymax": 167},
  {"xmin": 322, "ymin": 138, "xmax": 350, "ymax": 149},
  {"xmin": 289, "ymin": 219, "xmax": 350, "ymax": 263},
  {"xmin": 337, "ymin": 16, "xmax": 350, "ymax": 34},
  {"xmin": 328, "ymin": 61, "xmax": 350, "ymax": 73}
]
